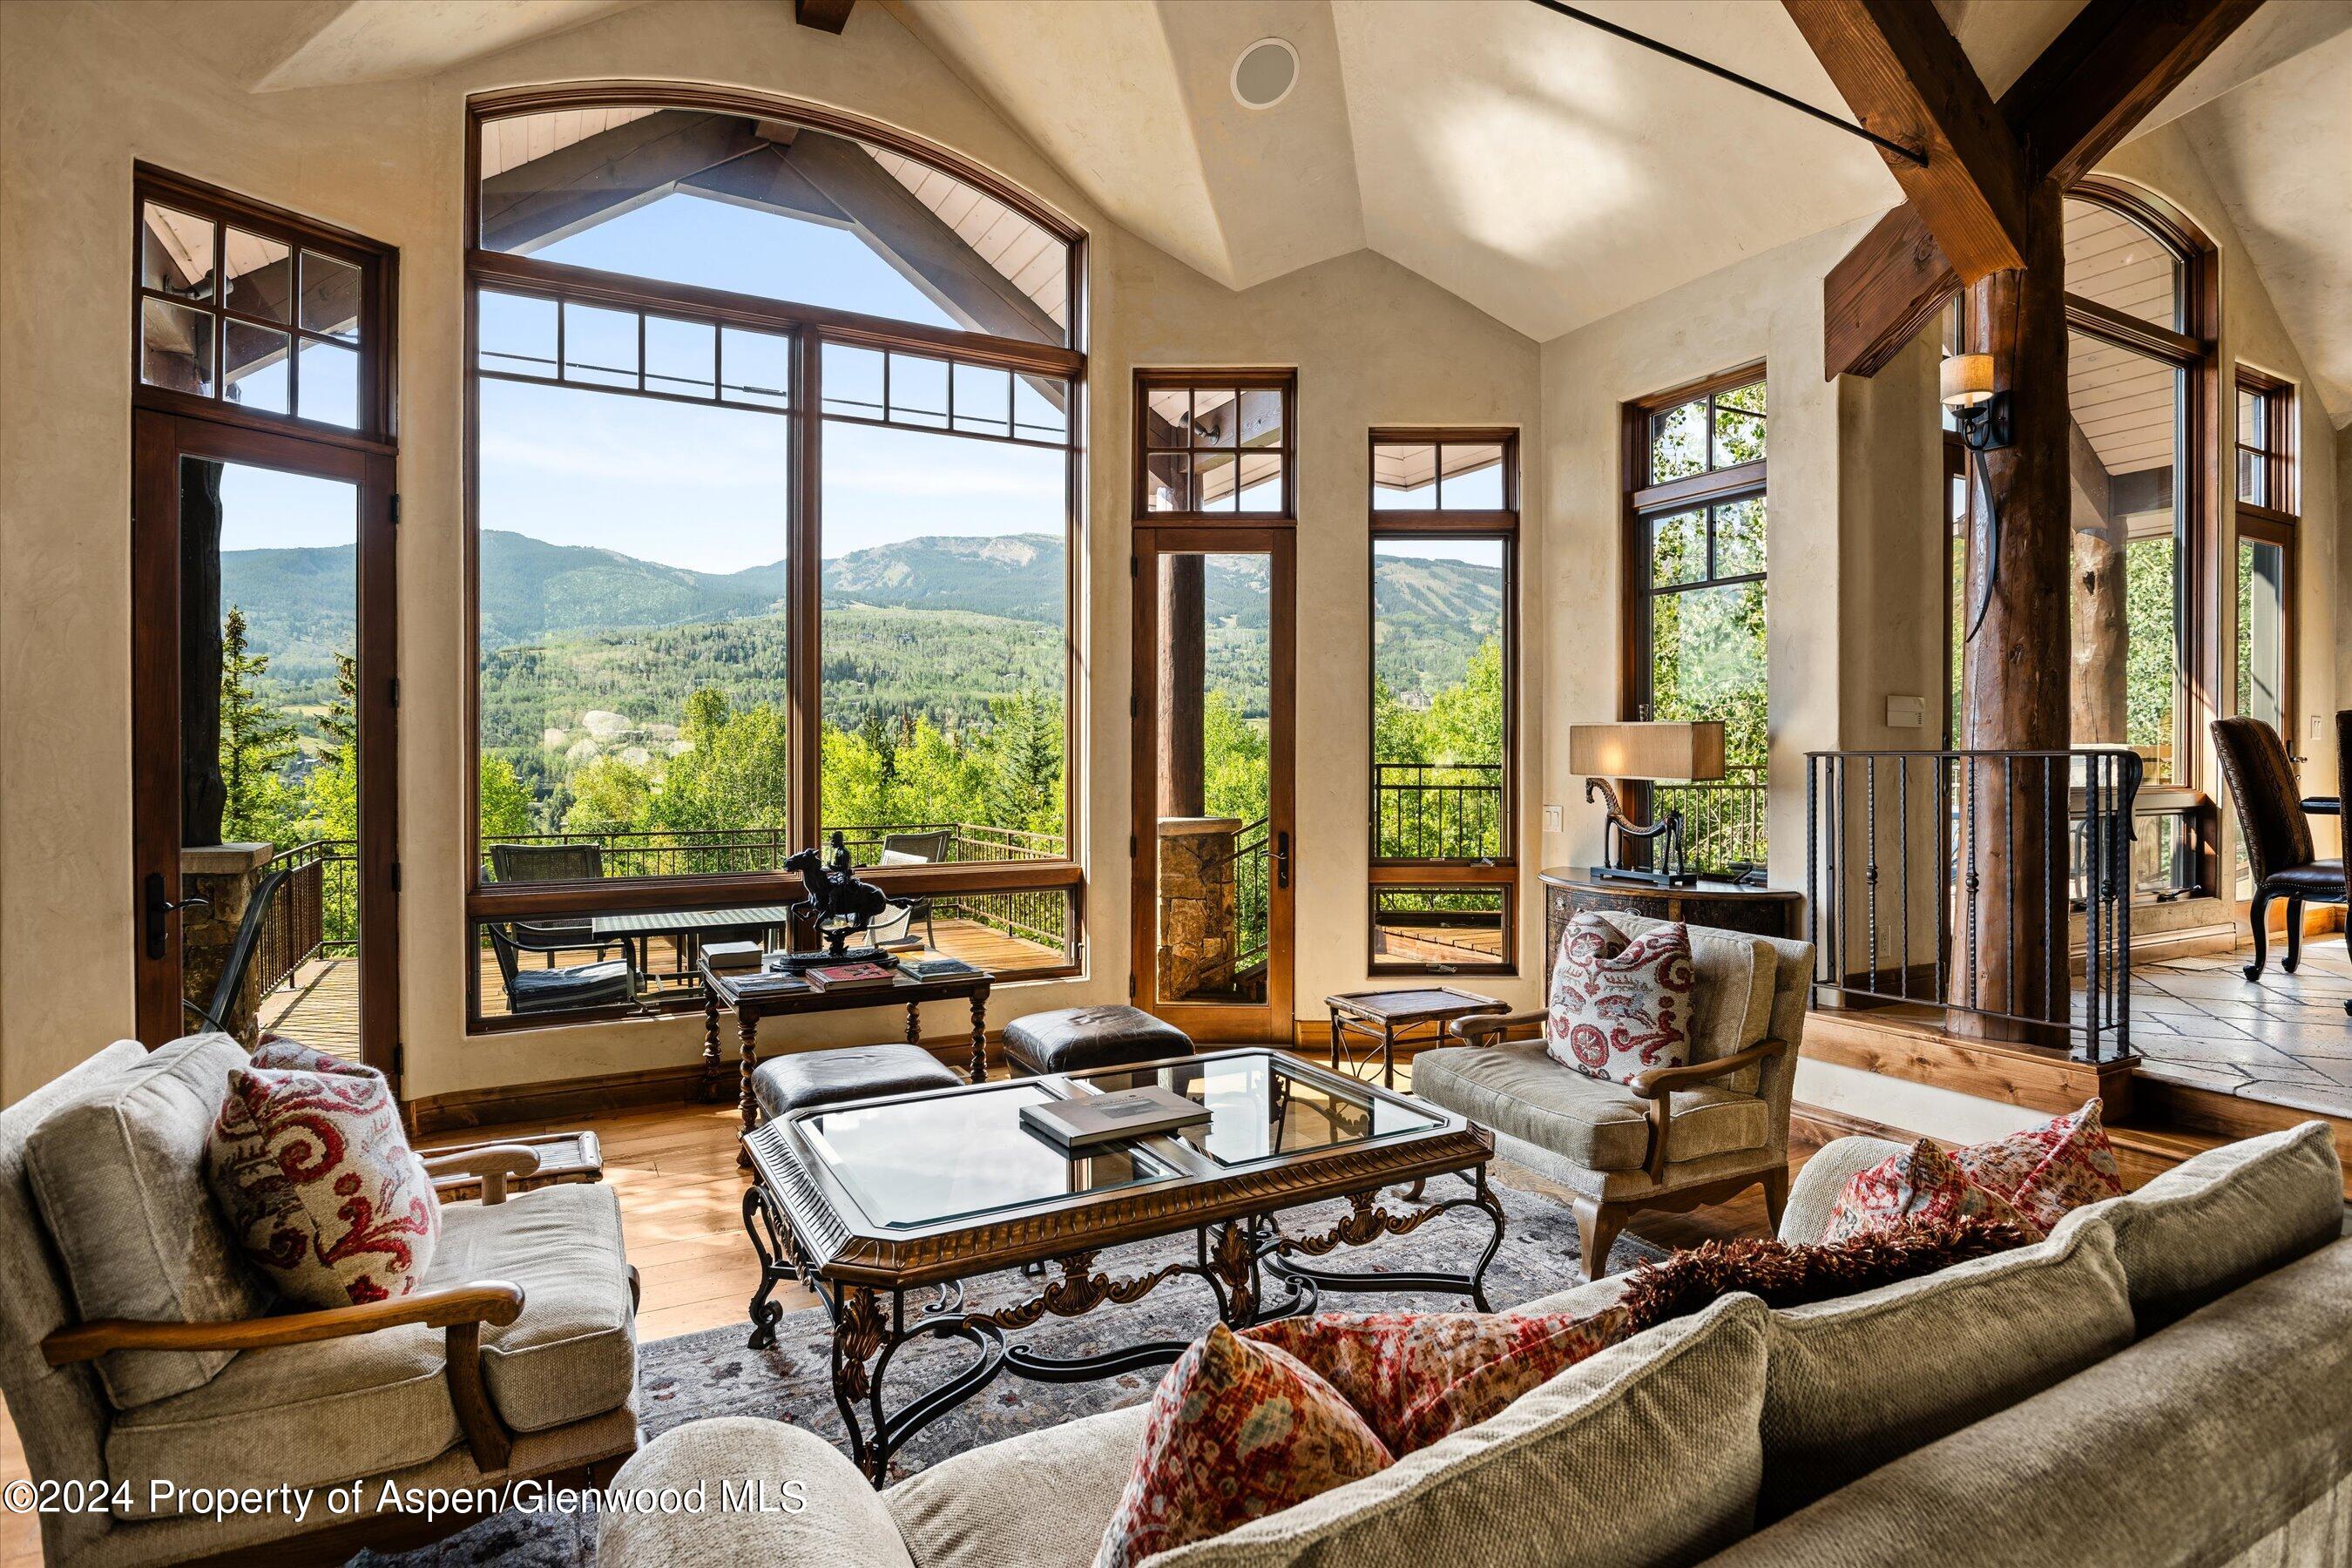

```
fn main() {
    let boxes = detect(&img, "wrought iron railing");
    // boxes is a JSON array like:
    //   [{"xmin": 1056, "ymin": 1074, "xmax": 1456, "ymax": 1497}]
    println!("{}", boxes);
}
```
[
  {"xmin": 255, "ymin": 839, "xmax": 356, "ymax": 995},
  {"xmin": 1374, "ymin": 762, "xmax": 1503, "ymax": 861},
  {"xmin": 1219, "ymin": 817, "xmax": 1272, "ymax": 977},
  {"xmin": 1805, "ymin": 749, "xmax": 2140, "ymax": 1063},
  {"xmin": 1655, "ymin": 763, "xmax": 1767, "ymax": 875}
]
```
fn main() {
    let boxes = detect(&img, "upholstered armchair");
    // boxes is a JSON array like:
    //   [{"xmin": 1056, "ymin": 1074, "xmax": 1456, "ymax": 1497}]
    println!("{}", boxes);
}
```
[
  {"xmin": 0, "ymin": 1037, "xmax": 641, "ymax": 1568},
  {"xmin": 2212, "ymin": 715, "xmax": 2346, "ymax": 980},
  {"xmin": 1414, "ymin": 914, "xmax": 1813, "ymax": 1280}
]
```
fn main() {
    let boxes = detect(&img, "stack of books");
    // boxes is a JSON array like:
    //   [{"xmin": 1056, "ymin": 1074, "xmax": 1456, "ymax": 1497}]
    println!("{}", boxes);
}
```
[
  {"xmin": 703, "ymin": 941, "xmax": 762, "ymax": 971},
  {"xmin": 899, "ymin": 954, "xmax": 981, "ymax": 981},
  {"xmin": 1020, "ymin": 1087, "xmax": 1211, "ymax": 1151},
  {"xmin": 801, "ymin": 960, "xmax": 899, "ymax": 993}
]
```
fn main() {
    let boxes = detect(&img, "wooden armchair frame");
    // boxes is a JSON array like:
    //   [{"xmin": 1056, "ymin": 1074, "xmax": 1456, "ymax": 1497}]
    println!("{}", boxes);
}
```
[
  {"xmin": 39, "ymin": 1143, "xmax": 554, "ymax": 1471},
  {"xmin": 1449, "ymin": 1012, "xmax": 1792, "ymax": 1274}
]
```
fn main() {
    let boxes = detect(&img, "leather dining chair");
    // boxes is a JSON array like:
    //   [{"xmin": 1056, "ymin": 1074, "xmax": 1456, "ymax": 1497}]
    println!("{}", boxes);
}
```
[{"xmin": 2211, "ymin": 716, "xmax": 2347, "ymax": 981}]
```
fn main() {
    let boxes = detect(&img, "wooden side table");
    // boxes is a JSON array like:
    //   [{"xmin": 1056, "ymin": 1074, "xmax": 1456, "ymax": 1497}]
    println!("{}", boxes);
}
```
[{"xmin": 1325, "ymin": 986, "xmax": 1509, "ymax": 1089}]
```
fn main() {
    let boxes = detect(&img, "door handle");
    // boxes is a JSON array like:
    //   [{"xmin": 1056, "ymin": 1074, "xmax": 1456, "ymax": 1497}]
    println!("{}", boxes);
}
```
[
  {"xmin": 143, "ymin": 872, "xmax": 210, "ymax": 960},
  {"xmin": 1274, "ymin": 831, "xmax": 1290, "ymax": 890}
]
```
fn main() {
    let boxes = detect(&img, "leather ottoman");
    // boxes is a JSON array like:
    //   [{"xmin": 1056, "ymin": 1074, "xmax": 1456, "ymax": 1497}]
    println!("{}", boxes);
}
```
[
  {"xmin": 1003, "ymin": 1005, "xmax": 1193, "ymax": 1077},
  {"xmin": 750, "ymin": 1044, "xmax": 963, "ymax": 1122}
]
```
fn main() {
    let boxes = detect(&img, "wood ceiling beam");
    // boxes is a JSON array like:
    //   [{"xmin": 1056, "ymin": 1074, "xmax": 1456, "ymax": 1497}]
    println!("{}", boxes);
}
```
[
  {"xmin": 1782, "ymin": 0, "xmax": 2032, "ymax": 280},
  {"xmin": 794, "ymin": 0, "xmax": 855, "ymax": 33},
  {"xmin": 1816, "ymin": 0, "xmax": 2267, "ymax": 379},
  {"xmin": 479, "ymin": 112, "xmax": 767, "ymax": 254}
]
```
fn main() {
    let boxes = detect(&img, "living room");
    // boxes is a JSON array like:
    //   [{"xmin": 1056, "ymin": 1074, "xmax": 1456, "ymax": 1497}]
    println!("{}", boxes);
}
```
[{"xmin": 2, "ymin": 1, "xmax": 2349, "ymax": 1564}]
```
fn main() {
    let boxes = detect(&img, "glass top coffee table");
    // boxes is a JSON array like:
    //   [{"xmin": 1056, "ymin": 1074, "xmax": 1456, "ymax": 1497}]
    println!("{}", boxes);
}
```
[{"xmin": 740, "ymin": 1047, "xmax": 1503, "ymax": 1484}]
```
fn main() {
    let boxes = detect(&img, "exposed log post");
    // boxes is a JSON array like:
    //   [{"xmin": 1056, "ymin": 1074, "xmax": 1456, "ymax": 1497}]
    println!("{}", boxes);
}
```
[
  {"xmin": 1957, "ymin": 184, "xmax": 2070, "ymax": 1043},
  {"xmin": 180, "ymin": 458, "xmax": 226, "ymax": 846},
  {"xmin": 2067, "ymin": 416, "xmax": 2126, "ymax": 746},
  {"xmin": 1157, "ymin": 556, "xmax": 1206, "ymax": 820}
]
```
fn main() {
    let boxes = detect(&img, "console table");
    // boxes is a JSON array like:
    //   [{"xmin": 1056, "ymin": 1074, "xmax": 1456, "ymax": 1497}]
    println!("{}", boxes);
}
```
[{"xmin": 1538, "ymin": 866, "xmax": 1804, "ymax": 994}]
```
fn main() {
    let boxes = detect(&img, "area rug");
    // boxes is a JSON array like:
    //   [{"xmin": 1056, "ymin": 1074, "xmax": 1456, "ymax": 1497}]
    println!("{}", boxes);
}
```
[{"xmin": 358, "ymin": 1173, "xmax": 1662, "ymax": 1566}]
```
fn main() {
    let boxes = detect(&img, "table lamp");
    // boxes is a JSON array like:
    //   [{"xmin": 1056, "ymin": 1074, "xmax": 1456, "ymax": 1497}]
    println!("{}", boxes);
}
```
[{"xmin": 1567, "ymin": 720, "xmax": 1727, "ymax": 887}]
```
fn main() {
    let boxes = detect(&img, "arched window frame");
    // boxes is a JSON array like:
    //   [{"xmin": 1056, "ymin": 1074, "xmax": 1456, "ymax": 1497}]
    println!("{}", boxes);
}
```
[{"xmin": 461, "ymin": 84, "xmax": 1090, "ymax": 1031}]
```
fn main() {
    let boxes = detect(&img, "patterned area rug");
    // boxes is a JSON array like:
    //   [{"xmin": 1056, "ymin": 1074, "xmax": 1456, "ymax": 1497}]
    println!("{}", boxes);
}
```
[{"xmin": 359, "ymin": 1173, "xmax": 1663, "ymax": 1566}]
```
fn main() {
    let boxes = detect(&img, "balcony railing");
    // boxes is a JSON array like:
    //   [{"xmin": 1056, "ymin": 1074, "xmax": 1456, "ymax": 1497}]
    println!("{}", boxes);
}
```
[
  {"xmin": 256, "ymin": 838, "xmax": 357, "ymax": 995},
  {"xmin": 1654, "ymin": 763, "xmax": 1768, "ymax": 875},
  {"xmin": 1220, "ymin": 817, "xmax": 1271, "ymax": 979},
  {"xmin": 1375, "ymin": 762, "xmax": 1503, "ymax": 861},
  {"xmin": 1806, "ymin": 749, "xmax": 2140, "ymax": 1063}
]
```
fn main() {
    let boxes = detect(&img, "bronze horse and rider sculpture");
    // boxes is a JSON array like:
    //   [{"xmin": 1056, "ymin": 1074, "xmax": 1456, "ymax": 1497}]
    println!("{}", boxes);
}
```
[{"xmin": 782, "ymin": 831, "xmax": 912, "ymax": 960}]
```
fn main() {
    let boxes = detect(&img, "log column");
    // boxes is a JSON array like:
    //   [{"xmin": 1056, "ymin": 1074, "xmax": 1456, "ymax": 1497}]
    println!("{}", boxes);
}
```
[{"xmin": 1957, "ymin": 183, "xmax": 2071, "ymax": 1044}]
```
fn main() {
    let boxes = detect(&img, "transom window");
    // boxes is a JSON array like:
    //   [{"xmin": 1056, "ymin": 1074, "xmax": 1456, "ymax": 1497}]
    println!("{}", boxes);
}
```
[
  {"xmin": 1625, "ymin": 369, "xmax": 1768, "ymax": 877},
  {"xmin": 464, "ymin": 91, "xmax": 1085, "ymax": 1030},
  {"xmin": 1136, "ymin": 375, "xmax": 1293, "ymax": 517},
  {"xmin": 2235, "ymin": 370, "xmax": 2295, "ymax": 517}
]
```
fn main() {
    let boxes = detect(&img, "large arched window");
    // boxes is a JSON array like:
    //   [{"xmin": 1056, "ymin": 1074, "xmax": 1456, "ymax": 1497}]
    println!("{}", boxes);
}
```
[
  {"xmin": 2061, "ymin": 178, "xmax": 2216, "ymax": 898},
  {"xmin": 464, "ymin": 87, "xmax": 1085, "ymax": 1030}
]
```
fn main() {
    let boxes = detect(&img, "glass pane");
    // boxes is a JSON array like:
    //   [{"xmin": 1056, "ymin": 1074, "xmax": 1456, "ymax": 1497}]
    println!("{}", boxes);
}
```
[
  {"xmin": 295, "ymin": 340, "xmax": 360, "ymax": 428},
  {"xmin": 1713, "ymin": 496, "xmax": 1766, "ymax": 577},
  {"xmin": 1373, "ymin": 537, "xmax": 1506, "ymax": 861},
  {"xmin": 1373, "ymin": 443, "xmax": 1438, "ymax": 510},
  {"xmin": 1081, "ymin": 1055, "xmax": 1443, "ymax": 1162},
  {"xmin": 1713, "ymin": 382, "xmax": 1766, "ymax": 467},
  {"xmin": 2236, "ymin": 538, "xmax": 2287, "ymax": 734},
  {"xmin": 222, "ymin": 322, "xmax": 291, "ymax": 415},
  {"xmin": 1439, "ymin": 444, "xmax": 1505, "ymax": 509},
  {"xmin": 479, "ymin": 107, "xmax": 1069, "ymax": 345},
  {"xmin": 952, "ymin": 362, "xmax": 1012, "ymax": 437},
  {"xmin": 1193, "ymin": 450, "xmax": 1238, "ymax": 512},
  {"xmin": 2063, "ymin": 198, "xmax": 2181, "ymax": 329},
  {"xmin": 1152, "ymin": 552, "xmax": 1271, "ymax": 1005},
  {"xmin": 1648, "ymin": 509, "xmax": 1705, "ymax": 587},
  {"xmin": 2238, "ymin": 385, "xmax": 2263, "ymax": 447},
  {"xmin": 917, "ymin": 888, "xmax": 1074, "ymax": 971},
  {"xmin": 1648, "ymin": 401, "xmax": 1702, "ymax": 483},
  {"xmin": 1145, "ymin": 450, "xmax": 1191, "ymax": 514},
  {"xmin": 1648, "ymin": 580, "xmax": 1767, "ymax": 866},
  {"xmin": 190, "ymin": 458, "xmax": 364, "ymax": 1051},
  {"xmin": 644, "ymin": 316, "xmax": 715, "ymax": 399},
  {"xmin": 1146, "ymin": 388, "xmax": 1192, "ymax": 443},
  {"xmin": 141, "ymin": 203, "xmax": 214, "ymax": 299},
  {"xmin": 1371, "ymin": 887, "xmax": 1507, "ymax": 970},
  {"xmin": 476, "ymin": 378, "xmax": 792, "ymax": 872},
  {"xmin": 1014, "ymin": 375, "xmax": 1067, "ymax": 443},
  {"xmin": 1190, "ymin": 389, "xmax": 1239, "ymax": 447},
  {"xmin": 299, "ymin": 251, "xmax": 362, "ymax": 340},
  {"xmin": 223, "ymin": 228, "xmax": 293, "ymax": 322},
  {"xmin": 141, "ymin": 297, "xmax": 214, "ymax": 395},
  {"xmin": 823, "ymin": 341, "xmax": 886, "ymax": 418},
  {"xmin": 470, "ymin": 904, "xmax": 788, "ymax": 1019},
  {"xmin": 720, "ymin": 327, "xmax": 793, "ymax": 409},
  {"xmin": 1234, "ymin": 454, "xmax": 1284, "ymax": 513},
  {"xmin": 478, "ymin": 290, "xmax": 557, "ymax": 379},
  {"xmin": 562, "ymin": 302, "xmax": 637, "ymax": 389},
  {"xmin": 820, "ymin": 420, "xmax": 1068, "ymax": 866},
  {"xmin": 2237, "ymin": 447, "xmax": 2264, "ymax": 507},
  {"xmin": 2067, "ymin": 329, "xmax": 2183, "ymax": 782},
  {"xmin": 1238, "ymin": 388, "xmax": 1284, "ymax": 449},
  {"xmin": 888, "ymin": 353, "xmax": 950, "ymax": 429}
]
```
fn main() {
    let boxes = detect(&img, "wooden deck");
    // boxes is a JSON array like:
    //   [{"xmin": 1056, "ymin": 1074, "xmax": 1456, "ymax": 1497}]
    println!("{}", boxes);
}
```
[{"xmin": 1372, "ymin": 921, "xmax": 1507, "ymax": 967}]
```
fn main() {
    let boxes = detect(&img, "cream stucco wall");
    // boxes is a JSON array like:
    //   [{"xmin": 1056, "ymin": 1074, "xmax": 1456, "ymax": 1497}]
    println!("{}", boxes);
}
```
[{"xmin": 0, "ymin": 0, "xmax": 1542, "ymax": 1106}]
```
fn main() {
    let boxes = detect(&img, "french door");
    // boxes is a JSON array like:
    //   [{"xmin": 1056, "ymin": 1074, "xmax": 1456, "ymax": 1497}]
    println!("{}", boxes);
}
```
[
  {"xmin": 1130, "ymin": 527, "xmax": 1295, "ymax": 1041},
  {"xmin": 130, "ymin": 411, "xmax": 400, "ymax": 1083}
]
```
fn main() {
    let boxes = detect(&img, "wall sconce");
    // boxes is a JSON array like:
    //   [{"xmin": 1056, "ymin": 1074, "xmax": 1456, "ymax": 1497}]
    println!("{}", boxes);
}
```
[
  {"xmin": 1567, "ymin": 720, "xmax": 1726, "ymax": 887},
  {"xmin": 1943, "ymin": 351, "xmax": 2011, "ymax": 640}
]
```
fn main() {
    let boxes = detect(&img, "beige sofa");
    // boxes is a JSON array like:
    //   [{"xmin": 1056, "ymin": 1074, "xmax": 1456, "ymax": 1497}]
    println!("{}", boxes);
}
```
[
  {"xmin": 0, "ymin": 1037, "xmax": 642, "ymax": 1567},
  {"xmin": 602, "ymin": 1122, "xmax": 2352, "ymax": 1568}
]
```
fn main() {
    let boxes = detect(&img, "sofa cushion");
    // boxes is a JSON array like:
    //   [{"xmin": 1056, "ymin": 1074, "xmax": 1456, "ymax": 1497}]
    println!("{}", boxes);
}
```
[
  {"xmin": 1413, "ymin": 1042, "xmax": 1769, "ymax": 1173},
  {"xmin": 2052, "ymin": 1119, "xmax": 2342, "ymax": 1335},
  {"xmin": 1545, "ymin": 916, "xmax": 1692, "ymax": 1084},
  {"xmin": 1756, "ymin": 1215, "xmax": 2134, "ymax": 1522},
  {"xmin": 24, "ymin": 1033, "xmax": 274, "ymax": 1409},
  {"xmin": 207, "ymin": 1064, "xmax": 442, "ymax": 1308},
  {"xmin": 428, "ymin": 1181, "xmax": 636, "ymax": 1433},
  {"xmin": 889, "ymin": 1402, "xmax": 1152, "ymax": 1568},
  {"xmin": 105, "ymin": 1318, "xmax": 457, "ymax": 1517},
  {"xmin": 1156, "ymin": 1294, "xmax": 1772, "ymax": 1567}
]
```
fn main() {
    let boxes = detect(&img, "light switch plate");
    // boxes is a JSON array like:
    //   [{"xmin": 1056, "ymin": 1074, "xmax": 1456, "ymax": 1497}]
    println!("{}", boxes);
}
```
[
  {"xmin": 1543, "ymin": 804, "xmax": 1563, "ymax": 834},
  {"xmin": 1886, "ymin": 694, "xmax": 1927, "ymax": 730}
]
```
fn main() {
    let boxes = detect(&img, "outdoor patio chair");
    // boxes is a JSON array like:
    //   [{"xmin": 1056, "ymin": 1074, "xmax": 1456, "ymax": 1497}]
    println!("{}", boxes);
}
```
[
  {"xmin": 872, "ymin": 828, "xmax": 950, "ymax": 948},
  {"xmin": 489, "ymin": 841, "xmax": 614, "ymax": 968},
  {"xmin": 485, "ymin": 920, "xmax": 639, "ymax": 1016}
]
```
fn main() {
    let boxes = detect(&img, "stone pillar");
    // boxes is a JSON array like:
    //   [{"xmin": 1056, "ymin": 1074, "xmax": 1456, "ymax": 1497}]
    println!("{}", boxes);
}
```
[
  {"xmin": 180, "ymin": 841, "xmax": 274, "ymax": 1042},
  {"xmin": 1157, "ymin": 817, "xmax": 1240, "ymax": 1000}
]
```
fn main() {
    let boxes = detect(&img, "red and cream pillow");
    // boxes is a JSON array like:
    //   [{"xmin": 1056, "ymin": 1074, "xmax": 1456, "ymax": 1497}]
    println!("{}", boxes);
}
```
[
  {"xmin": 205, "ymin": 1063, "xmax": 440, "ymax": 1308},
  {"xmin": 252, "ymin": 1035, "xmax": 372, "ymax": 1078},
  {"xmin": 1821, "ymin": 1099, "xmax": 2125, "ymax": 1245},
  {"xmin": 1544, "ymin": 914, "xmax": 1693, "ymax": 1084},
  {"xmin": 1093, "ymin": 1323, "xmax": 1392, "ymax": 1568},
  {"xmin": 1243, "ymin": 1307, "xmax": 1632, "ymax": 1456}
]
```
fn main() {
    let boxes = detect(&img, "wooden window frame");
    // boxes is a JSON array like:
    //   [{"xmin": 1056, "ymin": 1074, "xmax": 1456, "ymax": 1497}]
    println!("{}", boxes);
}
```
[
  {"xmin": 1132, "ymin": 368, "xmax": 1297, "ymax": 523},
  {"xmin": 462, "ymin": 86, "xmax": 1090, "ymax": 1031},
  {"xmin": 1366, "ymin": 428, "xmax": 1519, "ymax": 977},
  {"xmin": 2234, "ymin": 368, "xmax": 2296, "ymax": 524}
]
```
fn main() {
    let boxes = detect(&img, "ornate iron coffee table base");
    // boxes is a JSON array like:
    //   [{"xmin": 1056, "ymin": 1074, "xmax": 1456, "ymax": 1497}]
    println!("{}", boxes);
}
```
[{"xmin": 742, "ymin": 1172, "xmax": 1507, "ymax": 1485}]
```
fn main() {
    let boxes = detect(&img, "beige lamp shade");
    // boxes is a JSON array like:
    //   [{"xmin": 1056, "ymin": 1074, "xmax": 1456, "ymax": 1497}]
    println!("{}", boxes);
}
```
[
  {"xmin": 1939, "ymin": 352, "xmax": 1996, "ymax": 409},
  {"xmin": 1568, "ymin": 721, "xmax": 1726, "ymax": 781}
]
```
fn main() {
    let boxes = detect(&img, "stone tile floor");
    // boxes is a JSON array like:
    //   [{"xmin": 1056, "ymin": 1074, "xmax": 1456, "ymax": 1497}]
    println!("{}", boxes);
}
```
[{"xmin": 2124, "ymin": 936, "xmax": 2352, "ymax": 1118}]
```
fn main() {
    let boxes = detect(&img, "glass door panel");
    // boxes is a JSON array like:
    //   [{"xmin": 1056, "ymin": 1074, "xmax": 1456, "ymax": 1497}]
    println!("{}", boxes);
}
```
[{"xmin": 2234, "ymin": 535, "xmax": 2291, "ymax": 899}]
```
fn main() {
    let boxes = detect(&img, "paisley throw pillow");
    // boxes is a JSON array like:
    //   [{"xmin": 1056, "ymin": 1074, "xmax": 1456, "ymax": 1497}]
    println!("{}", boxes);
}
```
[
  {"xmin": 206, "ymin": 1064, "xmax": 440, "ymax": 1308},
  {"xmin": 1819, "ymin": 1138, "xmax": 2045, "ymax": 1245},
  {"xmin": 1950, "ymin": 1098, "xmax": 2126, "ymax": 1233},
  {"xmin": 252, "ymin": 1035, "xmax": 374, "ymax": 1078},
  {"xmin": 1094, "ymin": 1323, "xmax": 1392, "ymax": 1568},
  {"xmin": 1544, "ymin": 914, "xmax": 1694, "ymax": 1083}
]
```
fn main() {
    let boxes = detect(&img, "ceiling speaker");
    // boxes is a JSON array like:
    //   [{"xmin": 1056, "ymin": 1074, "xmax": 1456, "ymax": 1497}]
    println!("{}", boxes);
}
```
[{"xmin": 1232, "ymin": 38, "xmax": 1299, "ymax": 110}]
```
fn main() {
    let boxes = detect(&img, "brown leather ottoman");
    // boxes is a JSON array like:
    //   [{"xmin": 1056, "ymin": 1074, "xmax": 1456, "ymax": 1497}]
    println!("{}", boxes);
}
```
[
  {"xmin": 750, "ymin": 1044, "xmax": 963, "ymax": 1122},
  {"xmin": 1003, "ymin": 1005, "xmax": 1193, "ymax": 1077}
]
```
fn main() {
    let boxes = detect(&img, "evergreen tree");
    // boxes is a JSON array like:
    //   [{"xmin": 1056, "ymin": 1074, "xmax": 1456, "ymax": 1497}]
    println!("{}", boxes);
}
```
[{"xmin": 219, "ymin": 606, "xmax": 299, "ymax": 844}]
